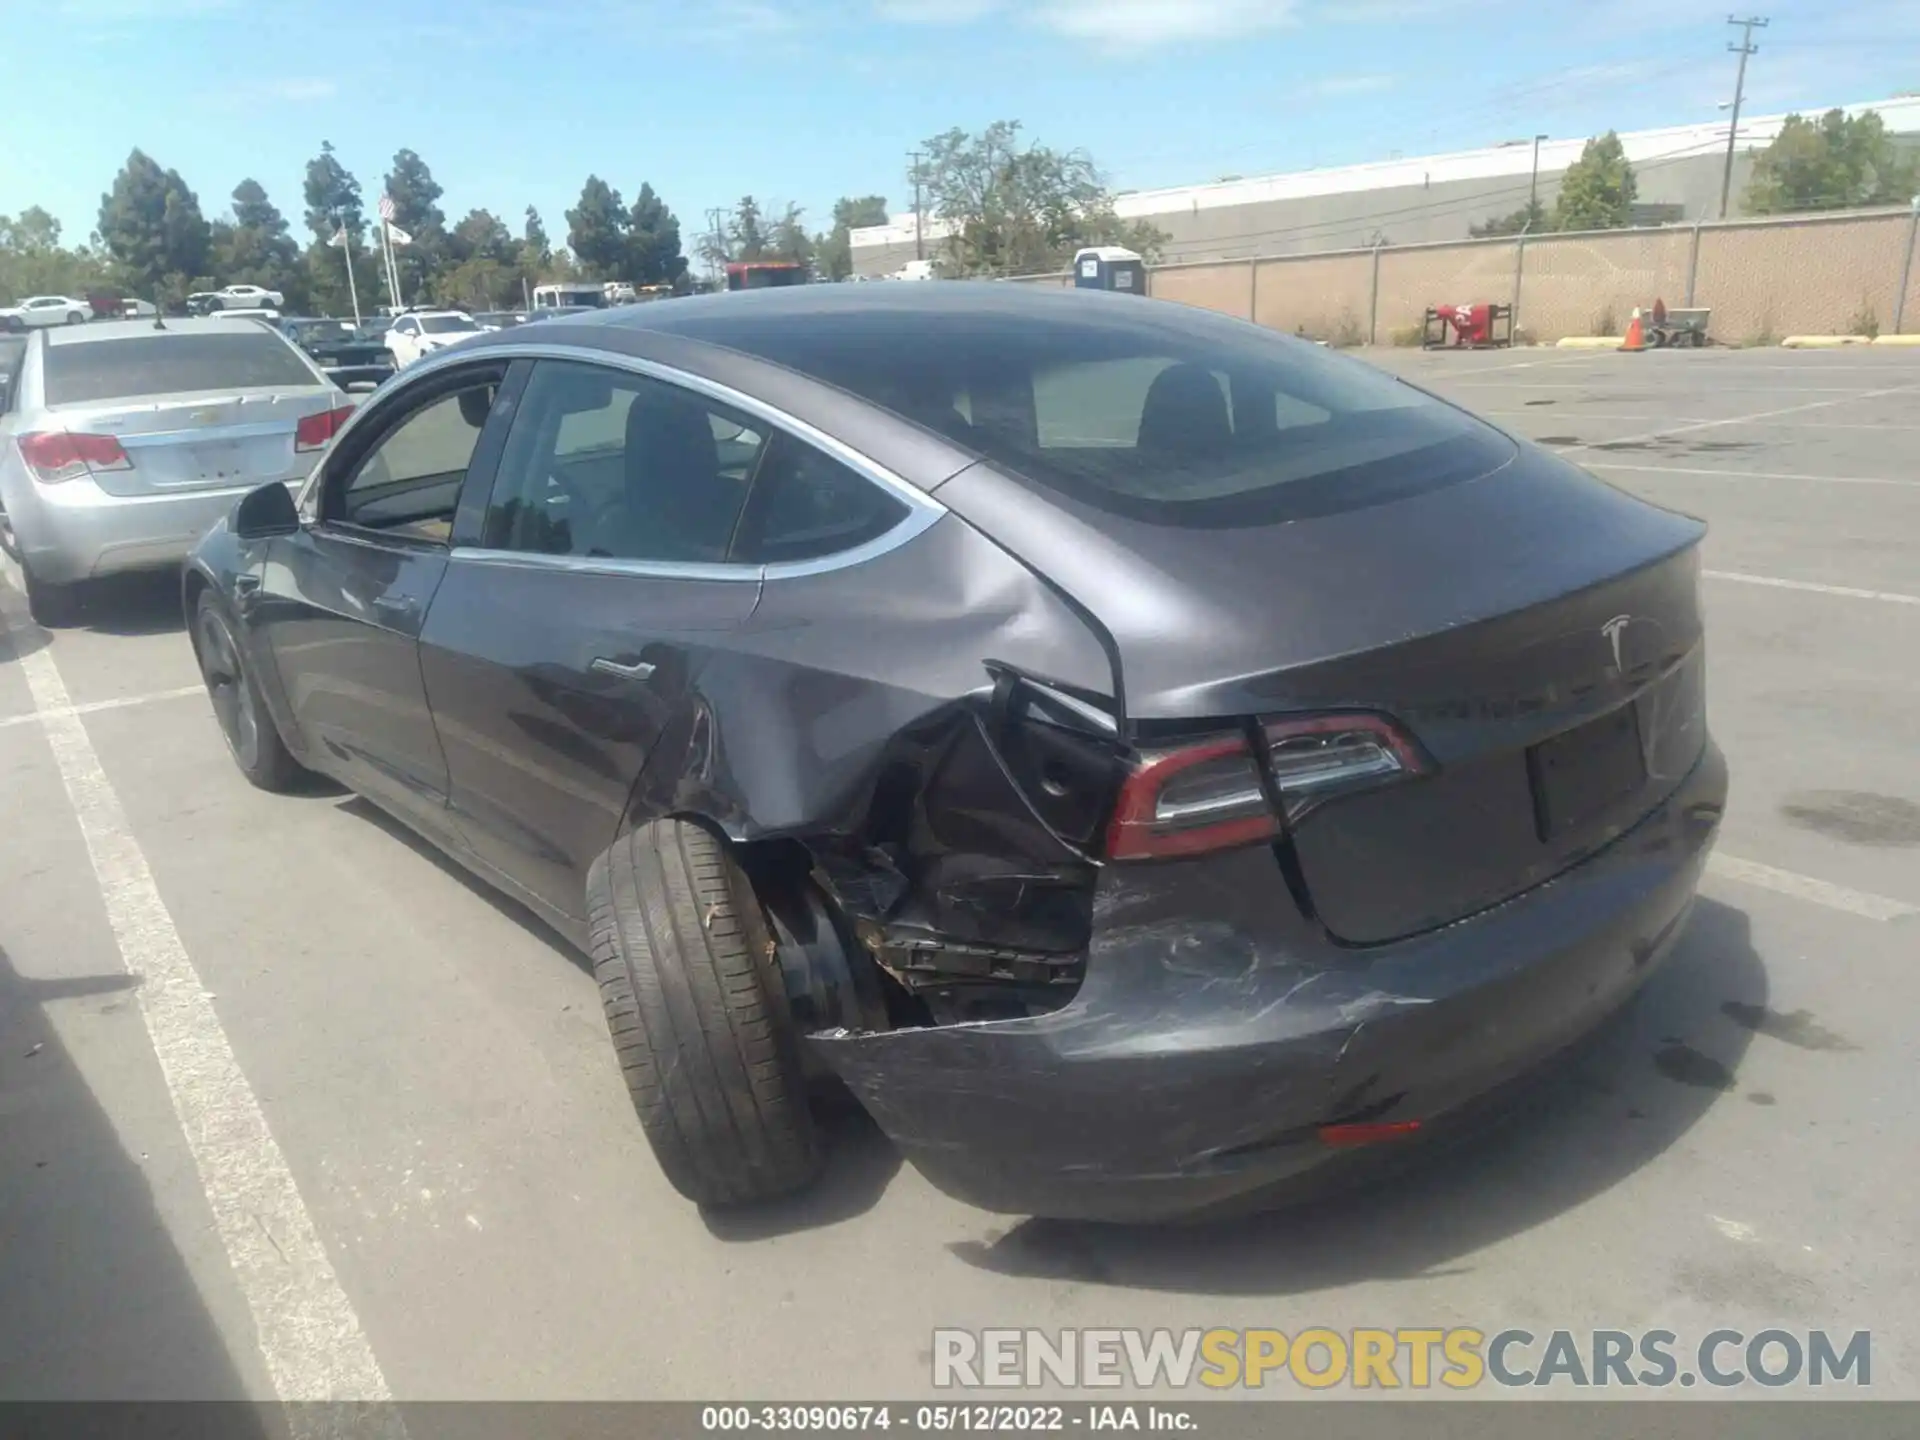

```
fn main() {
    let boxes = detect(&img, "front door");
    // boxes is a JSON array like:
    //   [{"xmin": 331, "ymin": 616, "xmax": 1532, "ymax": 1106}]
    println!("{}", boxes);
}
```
[
  {"xmin": 420, "ymin": 357, "xmax": 770, "ymax": 919},
  {"xmin": 257, "ymin": 361, "xmax": 513, "ymax": 836}
]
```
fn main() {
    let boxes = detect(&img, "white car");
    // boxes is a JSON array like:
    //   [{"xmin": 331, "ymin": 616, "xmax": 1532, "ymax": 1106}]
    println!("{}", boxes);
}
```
[
  {"xmin": 384, "ymin": 309, "xmax": 484, "ymax": 366},
  {"xmin": 209, "ymin": 283, "xmax": 284, "ymax": 310},
  {"xmin": 1, "ymin": 295, "xmax": 92, "ymax": 329}
]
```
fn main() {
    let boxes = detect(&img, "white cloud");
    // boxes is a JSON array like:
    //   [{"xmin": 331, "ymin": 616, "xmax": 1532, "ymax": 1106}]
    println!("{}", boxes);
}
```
[
  {"xmin": 874, "ymin": 0, "xmax": 1002, "ymax": 19},
  {"xmin": 265, "ymin": 77, "xmax": 338, "ymax": 102},
  {"xmin": 1037, "ymin": 0, "xmax": 1298, "ymax": 46},
  {"xmin": 874, "ymin": 0, "xmax": 1299, "ymax": 48},
  {"xmin": 1307, "ymin": 73, "xmax": 1395, "ymax": 97}
]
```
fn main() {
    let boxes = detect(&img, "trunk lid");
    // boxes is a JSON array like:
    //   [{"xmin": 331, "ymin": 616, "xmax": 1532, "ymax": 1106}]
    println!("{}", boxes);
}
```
[
  {"xmin": 54, "ymin": 389, "xmax": 338, "ymax": 497},
  {"xmin": 936, "ymin": 446, "xmax": 1710, "ymax": 944}
]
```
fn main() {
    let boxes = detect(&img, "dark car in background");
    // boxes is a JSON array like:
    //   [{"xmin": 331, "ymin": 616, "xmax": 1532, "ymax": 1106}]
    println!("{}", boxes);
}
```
[
  {"xmin": 279, "ymin": 317, "xmax": 396, "ymax": 390},
  {"xmin": 181, "ymin": 284, "xmax": 1725, "ymax": 1223}
]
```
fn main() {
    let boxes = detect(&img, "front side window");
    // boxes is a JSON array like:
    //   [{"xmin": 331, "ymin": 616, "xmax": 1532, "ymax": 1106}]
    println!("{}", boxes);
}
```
[
  {"xmin": 482, "ymin": 360, "xmax": 767, "ymax": 564},
  {"xmin": 333, "ymin": 378, "xmax": 498, "ymax": 541}
]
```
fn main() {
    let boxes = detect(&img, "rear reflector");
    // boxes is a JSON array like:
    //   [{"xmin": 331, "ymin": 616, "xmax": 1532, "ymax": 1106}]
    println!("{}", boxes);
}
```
[
  {"xmin": 1105, "ymin": 734, "xmax": 1278, "ymax": 861},
  {"xmin": 1318, "ymin": 1120, "xmax": 1423, "ymax": 1147},
  {"xmin": 294, "ymin": 404, "xmax": 356, "ymax": 452},
  {"xmin": 17, "ymin": 430, "xmax": 132, "ymax": 484}
]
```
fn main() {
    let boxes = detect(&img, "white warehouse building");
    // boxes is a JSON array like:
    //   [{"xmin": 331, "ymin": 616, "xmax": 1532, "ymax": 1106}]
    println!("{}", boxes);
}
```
[{"xmin": 849, "ymin": 95, "xmax": 1920, "ymax": 277}]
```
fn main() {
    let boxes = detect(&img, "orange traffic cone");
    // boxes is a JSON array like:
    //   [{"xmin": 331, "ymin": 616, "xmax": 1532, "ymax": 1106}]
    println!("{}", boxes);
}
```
[{"xmin": 1621, "ymin": 307, "xmax": 1647, "ymax": 352}]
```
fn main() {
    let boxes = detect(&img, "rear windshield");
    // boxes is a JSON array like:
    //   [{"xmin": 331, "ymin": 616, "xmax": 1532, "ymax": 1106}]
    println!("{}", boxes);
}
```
[
  {"xmin": 420, "ymin": 315, "xmax": 480, "ymax": 335},
  {"xmin": 667, "ymin": 302, "xmax": 1513, "ymax": 527},
  {"xmin": 44, "ymin": 332, "xmax": 316, "ymax": 406}
]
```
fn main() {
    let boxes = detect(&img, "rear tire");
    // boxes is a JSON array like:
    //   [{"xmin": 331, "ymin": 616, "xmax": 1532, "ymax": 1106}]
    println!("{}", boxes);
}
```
[
  {"xmin": 589, "ymin": 819, "xmax": 823, "ymax": 1207},
  {"xmin": 22, "ymin": 565, "xmax": 81, "ymax": 627},
  {"xmin": 193, "ymin": 590, "xmax": 306, "ymax": 792}
]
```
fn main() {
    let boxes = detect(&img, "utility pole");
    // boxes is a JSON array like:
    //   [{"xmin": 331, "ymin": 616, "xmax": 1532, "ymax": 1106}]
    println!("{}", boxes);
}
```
[
  {"xmin": 1720, "ymin": 15, "xmax": 1768, "ymax": 220},
  {"xmin": 1528, "ymin": 133, "xmax": 1548, "ymax": 224},
  {"xmin": 909, "ymin": 149, "xmax": 925, "ymax": 261},
  {"xmin": 705, "ymin": 206, "xmax": 727, "ymax": 286}
]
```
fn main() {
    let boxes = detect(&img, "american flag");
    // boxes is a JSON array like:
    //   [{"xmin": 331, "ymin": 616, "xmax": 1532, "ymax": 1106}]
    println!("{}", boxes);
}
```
[{"xmin": 378, "ymin": 195, "xmax": 396, "ymax": 222}]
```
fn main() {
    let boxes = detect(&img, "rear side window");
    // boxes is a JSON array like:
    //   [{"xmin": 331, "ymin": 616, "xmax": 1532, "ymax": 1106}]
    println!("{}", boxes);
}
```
[
  {"xmin": 43, "ymin": 332, "xmax": 315, "ymax": 406},
  {"xmin": 732, "ymin": 433, "xmax": 909, "ymax": 565},
  {"xmin": 659, "ymin": 302, "xmax": 1513, "ymax": 528}
]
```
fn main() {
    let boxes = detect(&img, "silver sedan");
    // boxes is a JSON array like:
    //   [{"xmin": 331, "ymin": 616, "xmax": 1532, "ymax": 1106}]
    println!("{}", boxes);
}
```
[{"xmin": 0, "ymin": 315, "xmax": 356, "ymax": 625}]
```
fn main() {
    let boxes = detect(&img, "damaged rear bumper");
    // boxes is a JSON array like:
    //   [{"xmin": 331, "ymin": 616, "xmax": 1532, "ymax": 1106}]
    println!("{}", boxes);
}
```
[{"xmin": 808, "ymin": 741, "xmax": 1726, "ymax": 1222}]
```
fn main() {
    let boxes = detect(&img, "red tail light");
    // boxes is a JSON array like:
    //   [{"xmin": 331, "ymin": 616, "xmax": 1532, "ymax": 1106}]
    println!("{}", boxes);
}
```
[
  {"xmin": 17, "ymin": 430, "xmax": 131, "ymax": 483},
  {"xmin": 1104, "ymin": 712, "xmax": 1426, "ymax": 862},
  {"xmin": 294, "ymin": 404, "xmax": 356, "ymax": 452},
  {"xmin": 1261, "ymin": 713, "xmax": 1426, "ymax": 825},
  {"xmin": 1105, "ymin": 735, "xmax": 1278, "ymax": 861}
]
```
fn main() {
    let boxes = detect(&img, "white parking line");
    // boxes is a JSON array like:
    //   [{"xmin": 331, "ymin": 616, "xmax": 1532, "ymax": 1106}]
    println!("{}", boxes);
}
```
[
  {"xmin": 1708, "ymin": 853, "xmax": 1918, "ymax": 922},
  {"xmin": 1704, "ymin": 570, "xmax": 1920, "ymax": 606},
  {"xmin": 0, "ymin": 602, "xmax": 403, "ymax": 1428},
  {"xmin": 1450, "ymin": 381, "xmax": 1882, "ymax": 392},
  {"xmin": 1491, "ymin": 415, "xmax": 1920, "ymax": 432},
  {"xmin": 1587, "ymin": 463, "xmax": 1920, "ymax": 489},
  {"xmin": 0, "ymin": 684, "xmax": 207, "ymax": 730},
  {"xmin": 1545, "ymin": 381, "xmax": 1920, "ymax": 459}
]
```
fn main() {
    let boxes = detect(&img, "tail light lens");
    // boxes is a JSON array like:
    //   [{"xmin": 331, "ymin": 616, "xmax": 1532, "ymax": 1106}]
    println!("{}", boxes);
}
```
[
  {"xmin": 1105, "ymin": 713, "xmax": 1426, "ymax": 862},
  {"xmin": 1106, "ymin": 735, "xmax": 1278, "ymax": 861},
  {"xmin": 1262, "ymin": 713, "xmax": 1426, "ymax": 825},
  {"xmin": 294, "ymin": 404, "xmax": 356, "ymax": 452},
  {"xmin": 17, "ymin": 430, "xmax": 131, "ymax": 484}
]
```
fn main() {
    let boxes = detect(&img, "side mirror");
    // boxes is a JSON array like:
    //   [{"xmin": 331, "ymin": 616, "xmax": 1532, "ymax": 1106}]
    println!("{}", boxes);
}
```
[{"xmin": 233, "ymin": 481, "xmax": 300, "ymax": 540}]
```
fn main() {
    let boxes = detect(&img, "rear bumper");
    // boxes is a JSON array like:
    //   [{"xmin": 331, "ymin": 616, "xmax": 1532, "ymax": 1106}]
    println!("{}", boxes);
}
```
[
  {"xmin": 811, "ymin": 740, "xmax": 1727, "ymax": 1222},
  {"xmin": 0, "ymin": 474, "xmax": 281, "ymax": 584}
]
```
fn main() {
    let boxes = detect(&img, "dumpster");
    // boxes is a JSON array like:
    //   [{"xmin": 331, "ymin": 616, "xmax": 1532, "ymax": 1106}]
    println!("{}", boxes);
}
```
[{"xmin": 1073, "ymin": 246, "xmax": 1147, "ymax": 296}]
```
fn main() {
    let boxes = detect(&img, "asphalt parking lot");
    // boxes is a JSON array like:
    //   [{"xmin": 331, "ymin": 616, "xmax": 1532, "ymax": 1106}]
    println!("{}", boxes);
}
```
[{"xmin": 2, "ymin": 343, "xmax": 1917, "ymax": 1405}]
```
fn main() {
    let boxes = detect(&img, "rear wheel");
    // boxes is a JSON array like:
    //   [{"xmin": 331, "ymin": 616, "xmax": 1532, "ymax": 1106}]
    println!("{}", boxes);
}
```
[
  {"xmin": 589, "ymin": 819, "xmax": 823, "ymax": 1207},
  {"xmin": 193, "ymin": 590, "xmax": 306, "ymax": 791},
  {"xmin": 21, "ymin": 564, "xmax": 80, "ymax": 627}
]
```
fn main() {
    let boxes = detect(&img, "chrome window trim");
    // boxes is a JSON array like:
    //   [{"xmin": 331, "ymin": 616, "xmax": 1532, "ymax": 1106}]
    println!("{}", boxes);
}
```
[
  {"xmin": 448, "ymin": 547, "xmax": 761, "ymax": 583},
  {"xmin": 388, "ymin": 340, "xmax": 949, "ymax": 582}
]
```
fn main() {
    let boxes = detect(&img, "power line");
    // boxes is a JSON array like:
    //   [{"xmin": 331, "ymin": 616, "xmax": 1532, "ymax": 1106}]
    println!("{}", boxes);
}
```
[{"xmin": 1721, "ymin": 16, "xmax": 1770, "ymax": 219}]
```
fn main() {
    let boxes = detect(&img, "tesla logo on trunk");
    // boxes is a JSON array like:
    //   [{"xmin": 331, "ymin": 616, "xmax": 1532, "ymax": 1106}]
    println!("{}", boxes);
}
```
[{"xmin": 1602, "ymin": 615, "xmax": 1632, "ymax": 672}]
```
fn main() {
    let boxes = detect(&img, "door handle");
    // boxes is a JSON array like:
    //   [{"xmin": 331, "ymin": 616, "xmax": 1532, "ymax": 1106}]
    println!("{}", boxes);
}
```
[{"xmin": 590, "ymin": 657, "xmax": 656, "ymax": 682}]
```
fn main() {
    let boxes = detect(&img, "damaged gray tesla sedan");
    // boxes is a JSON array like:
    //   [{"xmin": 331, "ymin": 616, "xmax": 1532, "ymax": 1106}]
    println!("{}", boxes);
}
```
[{"xmin": 183, "ymin": 283, "xmax": 1726, "ymax": 1222}]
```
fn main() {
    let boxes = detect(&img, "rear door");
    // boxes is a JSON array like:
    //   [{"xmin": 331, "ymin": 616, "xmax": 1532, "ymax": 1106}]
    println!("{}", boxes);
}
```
[
  {"xmin": 38, "ymin": 326, "xmax": 345, "ymax": 497},
  {"xmin": 256, "ymin": 358, "xmax": 515, "ymax": 835},
  {"xmin": 418, "ymin": 357, "xmax": 769, "ymax": 919}
]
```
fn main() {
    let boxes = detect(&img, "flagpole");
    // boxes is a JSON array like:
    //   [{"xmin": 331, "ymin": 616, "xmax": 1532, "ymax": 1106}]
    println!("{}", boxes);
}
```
[
  {"xmin": 340, "ymin": 223, "xmax": 363, "ymax": 328},
  {"xmin": 389, "ymin": 222, "xmax": 404, "ymax": 308},
  {"xmin": 381, "ymin": 220, "xmax": 401, "ymax": 311}
]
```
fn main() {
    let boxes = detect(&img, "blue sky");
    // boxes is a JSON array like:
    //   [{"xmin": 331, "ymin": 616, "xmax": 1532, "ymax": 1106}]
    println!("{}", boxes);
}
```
[{"xmin": 2, "ymin": 0, "xmax": 1914, "ymax": 252}]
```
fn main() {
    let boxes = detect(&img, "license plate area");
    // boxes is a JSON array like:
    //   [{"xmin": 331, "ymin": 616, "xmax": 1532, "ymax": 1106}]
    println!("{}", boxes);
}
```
[{"xmin": 1527, "ymin": 704, "xmax": 1646, "ymax": 841}]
